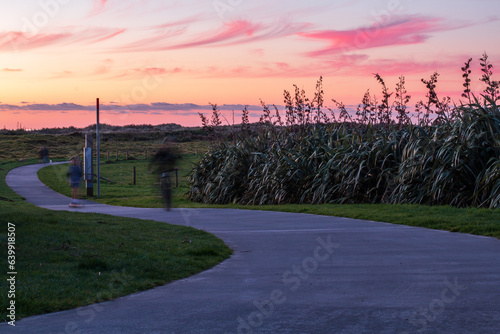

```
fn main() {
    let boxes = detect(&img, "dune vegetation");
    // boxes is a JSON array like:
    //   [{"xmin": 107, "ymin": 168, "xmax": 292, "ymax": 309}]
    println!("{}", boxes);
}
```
[{"xmin": 188, "ymin": 54, "xmax": 500, "ymax": 209}]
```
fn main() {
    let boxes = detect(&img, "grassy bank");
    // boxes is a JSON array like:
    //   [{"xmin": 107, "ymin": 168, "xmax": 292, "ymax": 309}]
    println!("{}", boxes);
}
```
[
  {"xmin": 0, "ymin": 160, "xmax": 231, "ymax": 320},
  {"xmin": 0, "ymin": 132, "xmax": 208, "ymax": 162},
  {"xmin": 38, "ymin": 160, "xmax": 500, "ymax": 239}
]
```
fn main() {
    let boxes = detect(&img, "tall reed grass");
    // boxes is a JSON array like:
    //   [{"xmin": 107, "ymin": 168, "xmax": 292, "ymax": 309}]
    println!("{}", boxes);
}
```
[{"xmin": 188, "ymin": 54, "xmax": 500, "ymax": 209}]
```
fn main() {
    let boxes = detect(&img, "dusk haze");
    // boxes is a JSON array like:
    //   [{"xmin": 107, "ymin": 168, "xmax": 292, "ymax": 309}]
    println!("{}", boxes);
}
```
[{"xmin": 1, "ymin": 0, "xmax": 499, "ymax": 129}]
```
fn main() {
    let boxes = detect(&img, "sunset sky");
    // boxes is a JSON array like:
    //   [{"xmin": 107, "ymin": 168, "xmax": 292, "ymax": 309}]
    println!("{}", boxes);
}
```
[{"xmin": 1, "ymin": 0, "xmax": 499, "ymax": 129}]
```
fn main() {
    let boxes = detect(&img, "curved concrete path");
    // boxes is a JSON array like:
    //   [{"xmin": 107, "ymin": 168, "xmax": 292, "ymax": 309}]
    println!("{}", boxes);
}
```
[{"xmin": 3, "ymin": 163, "xmax": 500, "ymax": 334}]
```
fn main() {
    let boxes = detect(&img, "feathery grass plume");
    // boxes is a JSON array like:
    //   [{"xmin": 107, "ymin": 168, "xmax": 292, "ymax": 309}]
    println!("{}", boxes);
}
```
[
  {"xmin": 479, "ymin": 52, "xmax": 500, "ymax": 102},
  {"xmin": 210, "ymin": 103, "xmax": 222, "ymax": 127},
  {"xmin": 461, "ymin": 58, "xmax": 473, "ymax": 104},
  {"xmin": 332, "ymin": 99, "xmax": 352, "ymax": 124},
  {"xmin": 374, "ymin": 73, "xmax": 393, "ymax": 126},
  {"xmin": 313, "ymin": 76, "xmax": 327, "ymax": 124},
  {"xmin": 273, "ymin": 104, "xmax": 283, "ymax": 127},
  {"xmin": 198, "ymin": 112, "xmax": 210, "ymax": 133},
  {"xmin": 283, "ymin": 89, "xmax": 295, "ymax": 126},
  {"xmin": 394, "ymin": 75, "xmax": 411, "ymax": 127},
  {"xmin": 241, "ymin": 105, "xmax": 250, "ymax": 133},
  {"xmin": 415, "ymin": 72, "xmax": 439, "ymax": 126},
  {"xmin": 356, "ymin": 90, "xmax": 375, "ymax": 125},
  {"xmin": 259, "ymin": 99, "xmax": 271, "ymax": 125}
]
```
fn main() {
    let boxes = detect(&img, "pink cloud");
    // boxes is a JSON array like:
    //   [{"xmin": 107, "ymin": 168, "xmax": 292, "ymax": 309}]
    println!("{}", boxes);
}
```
[
  {"xmin": 93, "ymin": 66, "xmax": 111, "ymax": 76},
  {"xmin": 299, "ymin": 15, "xmax": 456, "ymax": 56},
  {"xmin": 79, "ymin": 28, "xmax": 126, "ymax": 44},
  {"xmin": 92, "ymin": 58, "xmax": 115, "ymax": 76},
  {"xmin": 2, "ymin": 68, "xmax": 23, "ymax": 72},
  {"xmin": 89, "ymin": 0, "xmax": 108, "ymax": 16},
  {"xmin": 171, "ymin": 20, "xmax": 260, "ymax": 48},
  {"xmin": 117, "ymin": 19, "xmax": 309, "ymax": 52},
  {"xmin": 154, "ymin": 15, "xmax": 205, "ymax": 30},
  {"xmin": 182, "ymin": 54, "xmax": 463, "ymax": 80},
  {"xmin": 192, "ymin": 54, "xmax": 369, "ymax": 79},
  {"xmin": 252, "ymin": 48, "xmax": 265, "ymax": 57},
  {"xmin": 355, "ymin": 59, "xmax": 450, "ymax": 77},
  {"xmin": 0, "ymin": 28, "xmax": 125, "ymax": 52},
  {"xmin": 115, "ymin": 28, "xmax": 187, "ymax": 52},
  {"xmin": 0, "ymin": 31, "xmax": 70, "ymax": 52},
  {"xmin": 111, "ymin": 67, "xmax": 183, "ymax": 80},
  {"xmin": 50, "ymin": 70, "xmax": 73, "ymax": 79}
]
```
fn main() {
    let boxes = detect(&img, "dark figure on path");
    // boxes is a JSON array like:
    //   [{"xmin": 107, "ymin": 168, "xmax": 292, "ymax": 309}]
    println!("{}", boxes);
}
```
[
  {"xmin": 66, "ymin": 157, "xmax": 83, "ymax": 206},
  {"xmin": 160, "ymin": 171, "xmax": 172, "ymax": 211},
  {"xmin": 150, "ymin": 145, "xmax": 180, "ymax": 211},
  {"xmin": 39, "ymin": 147, "xmax": 49, "ymax": 164}
]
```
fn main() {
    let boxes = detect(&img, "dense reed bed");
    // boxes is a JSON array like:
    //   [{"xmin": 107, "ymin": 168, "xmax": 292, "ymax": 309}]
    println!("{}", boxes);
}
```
[{"xmin": 188, "ymin": 54, "xmax": 500, "ymax": 209}]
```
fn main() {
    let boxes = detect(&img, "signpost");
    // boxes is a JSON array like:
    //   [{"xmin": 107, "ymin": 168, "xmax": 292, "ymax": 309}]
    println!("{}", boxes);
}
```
[
  {"xmin": 84, "ymin": 135, "xmax": 93, "ymax": 197},
  {"xmin": 96, "ymin": 98, "xmax": 101, "ymax": 197}
]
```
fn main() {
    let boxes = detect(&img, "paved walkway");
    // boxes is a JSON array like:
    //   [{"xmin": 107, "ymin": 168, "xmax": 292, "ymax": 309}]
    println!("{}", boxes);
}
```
[{"xmin": 3, "ymin": 163, "xmax": 500, "ymax": 333}]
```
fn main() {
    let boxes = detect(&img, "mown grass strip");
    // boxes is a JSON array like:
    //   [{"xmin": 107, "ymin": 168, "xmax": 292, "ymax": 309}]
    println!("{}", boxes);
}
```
[
  {"xmin": 0, "ymin": 160, "xmax": 232, "ymax": 320},
  {"xmin": 38, "ymin": 156, "xmax": 199, "ymax": 208},
  {"xmin": 39, "ymin": 161, "xmax": 500, "ymax": 239}
]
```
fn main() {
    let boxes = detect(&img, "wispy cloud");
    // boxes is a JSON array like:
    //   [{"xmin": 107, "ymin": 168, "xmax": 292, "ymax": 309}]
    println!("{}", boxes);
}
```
[
  {"xmin": 298, "ymin": 15, "xmax": 492, "ymax": 57},
  {"xmin": 355, "ymin": 58, "xmax": 452, "ymax": 77},
  {"xmin": 153, "ymin": 14, "xmax": 205, "ymax": 30},
  {"xmin": 0, "ymin": 32, "xmax": 69, "ymax": 52},
  {"xmin": 299, "ymin": 15, "xmax": 446, "ymax": 56},
  {"xmin": 189, "ymin": 54, "xmax": 369, "ymax": 78},
  {"xmin": 0, "ymin": 27, "xmax": 125, "ymax": 52},
  {"xmin": 2, "ymin": 68, "xmax": 23, "ymax": 72},
  {"xmin": 116, "ymin": 19, "xmax": 309, "ymax": 52},
  {"xmin": 50, "ymin": 70, "xmax": 74, "ymax": 79},
  {"xmin": 91, "ymin": 58, "xmax": 114, "ymax": 76},
  {"xmin": 115, "ymin": 28, "xmax": 187, "ymax": 52},
  {"xmin": 112, "ymin": 67, "xmax": 169, "ymax": 79},
  {"xmin": 89, "ymin": 0, "xmax": 108, "ymax": 16},
  {"xmin": 181, "ymin": 53, "xmax": 463, "ymax": 80}
]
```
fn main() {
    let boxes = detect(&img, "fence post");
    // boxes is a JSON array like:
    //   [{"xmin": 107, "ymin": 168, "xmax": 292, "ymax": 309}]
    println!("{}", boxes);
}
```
[
  {"xmin": 107, "ymin": 152, "xmax": 110, "ymax": 163},
  {"xmin": 133, "ymin": 166, "xmax": 136, "ymax": 185},
  {"xmin": 145, "ymin": 149, "xmax": 148, "ymax": 160},
  {"xmin": 116, "ymin": 151, "xmax": 118, "ymax": 160},
  {"xmin": 175, "ymin": 168, "xmax": 179, "ymax": 188}
]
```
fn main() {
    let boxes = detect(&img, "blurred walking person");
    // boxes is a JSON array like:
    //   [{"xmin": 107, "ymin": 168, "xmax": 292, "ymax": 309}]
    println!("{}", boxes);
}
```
[
  {"xmin": 67, "ymin": 157, "xmax": 83, "ymax": 206},
  {"xmin": 39, "ymin": 147, "xmax": 49, "ymax": 164},
  {"xmin": 150, "ymin": 145, "xmax": 180, "ymax": 211}
]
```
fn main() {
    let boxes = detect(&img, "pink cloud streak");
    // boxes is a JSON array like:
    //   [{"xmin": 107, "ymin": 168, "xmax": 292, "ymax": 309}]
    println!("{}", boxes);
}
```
[
  {"xmin": 108, "ymin": 67, "xmax": 183, "ymax": 80},
  {"xmin": 299, "ymin": 15, "xmax": 446, "ymax": 56},
  {"xmin": 0, "ymin": 31, "xmax": 69, "ymax": 52},
  {"xmin": 89, "ymin": 0, "xmax": 108, "ymax": 16},
  {"xmin": 117, "ymin": 19, "xmax": 309, "ymax": 52},
  {"xmin": 0, "ymin": 28, "xmax": 125, "ymax": 52}
]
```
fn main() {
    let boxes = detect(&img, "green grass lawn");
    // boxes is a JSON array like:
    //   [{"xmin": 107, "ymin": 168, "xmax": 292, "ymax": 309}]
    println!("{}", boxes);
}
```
[
  {"xmin": 38, "ymin": 158, "xmax": 500, "ymax": 239},
  {"xmin": 0, "ymin": 160, "xmax": 231, "ymax": 320},
  {"xmin": 38, "ymin": 154, "xmax": 200, "ymax": 208}
]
